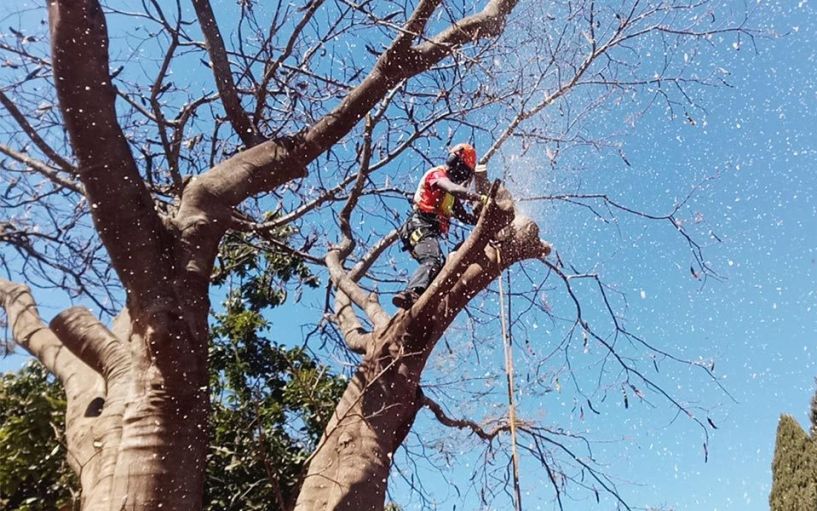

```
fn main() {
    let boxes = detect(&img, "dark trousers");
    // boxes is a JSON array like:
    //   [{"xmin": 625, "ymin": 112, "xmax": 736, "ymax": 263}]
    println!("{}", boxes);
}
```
[
  {"xmin": 400, "ymin": 211, "xmax": 445, "ymax": 293},
  {"xmin": 407, "ymin": 235, "xmax": 443, "ymax": 292}
]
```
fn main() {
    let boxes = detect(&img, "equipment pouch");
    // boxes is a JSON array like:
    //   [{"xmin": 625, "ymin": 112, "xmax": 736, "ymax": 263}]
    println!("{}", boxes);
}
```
[
  {"xmin": 399, "ymin": 213, "xmax": 437, "ymax": 251},
  {"xmin": 398, "ymin": 220, "xmax": 414, "ymax": 251}
]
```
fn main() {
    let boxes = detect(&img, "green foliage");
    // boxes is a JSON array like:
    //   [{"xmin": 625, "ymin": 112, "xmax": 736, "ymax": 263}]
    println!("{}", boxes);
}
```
[
  {"xmin": 0, "ymin": 362, "xmax": 77, "ymax": 511},
  {"xmin": 205, "ymin": 223, "xmax": 342, "ymax": 510},
  {"xmin": 0, "ymin": 313, "xmax": 342, "ymax": 511},
  {"xmin": 206, "ymin": 302, "xmax": 345, "ymax": 510},
  {"xmin": 212, "ymin": 225, "xmax": 319, "ymax": 311},
  {"xmin": 770, "ymin": 415, "xmax": 817, "ymax": 511}
]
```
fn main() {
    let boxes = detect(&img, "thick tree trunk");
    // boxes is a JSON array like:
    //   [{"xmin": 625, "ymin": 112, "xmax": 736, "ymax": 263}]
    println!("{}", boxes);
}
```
[
  {"xmin": 295, "ymin": 339, "xmax": 423, "ymax": 510},
  {"xmin": 0, "ymin": 280, "xmax": 211, "ymax": 511},
  {"xmin": 108, "ymin": 309, "xmax": 209, "ymax": 511}
]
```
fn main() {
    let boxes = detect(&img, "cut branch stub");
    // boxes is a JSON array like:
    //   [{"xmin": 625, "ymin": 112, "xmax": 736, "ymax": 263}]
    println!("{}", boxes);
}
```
[
  {"xmin": 50, "ymin": 307, "xmax": 130, "ymax": 383},
  {"xmin": 50, "ymin": 307, "xmax": 132, "ymax": 511},
  {"xmin": 405, "ymin": 180, "xmax": 550, "ymax": 344}
]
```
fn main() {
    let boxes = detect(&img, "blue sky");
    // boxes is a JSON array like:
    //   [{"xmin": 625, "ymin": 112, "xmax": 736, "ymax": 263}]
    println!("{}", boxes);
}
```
[
  {"xmin": 394, "ymin": 2, "xmax": 817, "ymax": 508},
  {"xmin": 2, "ymin": 1, "xmax": 816, "ymax": 510},
  {"xmin": 491, "ymin": 2, "xmax": 817, "ymax": 509}
]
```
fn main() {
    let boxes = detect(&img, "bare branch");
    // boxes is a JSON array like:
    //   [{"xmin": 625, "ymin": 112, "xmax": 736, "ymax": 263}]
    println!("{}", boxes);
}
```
[
  {"xmin": 0, "ymin": 143, "xmax": 83, "ymax": 194},
  {"xmin": 0, "ymin": 89, "xmax": 75, "ymax": 173},
  {"xmin": 326, "ymin": 249, "xmax": 390, "ymax": 329},
  {"xmin": 328, "ymin": 228, "xmax": 399, "ymax": 355},
  {"xmin": 348, "ymin": 229, "xmax": 400, "ymax": 282},
  {"xmin": 253, "ymin": 0, "xmax": 327, "ymax": 128},
  {"xmin": 192, "ymin": 0, "xmax": 262, "ymax": 146},
  {"xmin": 148, "ymin": 29, "xmax": 183, "ymax": 192},
  {"xmin": 421, "ymin": 389, "xmax": 507, "ymax": 441},
  {"xmin": 0, "ymin": 279, "xmax": 86, "ymax": 382},
  {"xmin": 50, "ymin": 306, "xmax": 130, "ymax": 384},
  {"xmin": 333, "ymin": 292, "xmax": 371, "ymax": 355},
  {"xmin": 301, "ymin": 0, "xmax": 519, "ymax": 161}
]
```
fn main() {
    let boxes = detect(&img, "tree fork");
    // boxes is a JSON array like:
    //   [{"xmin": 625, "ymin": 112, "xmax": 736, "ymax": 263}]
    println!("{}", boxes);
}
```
[{"xmin": 297, "ymin": 186, "xmax": 551, "ymax": 509}]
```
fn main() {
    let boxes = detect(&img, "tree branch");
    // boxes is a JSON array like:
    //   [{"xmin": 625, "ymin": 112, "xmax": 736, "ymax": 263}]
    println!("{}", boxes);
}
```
[
  {"xmin": 301, "ymin": 0, "xmax": 518, "ymax": 162},
  {"xmin": 0, "ymin": 280, "xmax": 92, "ymax": 385},
  {"xmin": 192, "ymin": 0, "xmax": 263, "ymax": 147},
  {"xmin": 420, "ymin": 389, "xmax": 507, "ymax": 441},
  {"xmin": 348, "ymin": 229, "xmax": 399, "ymax": 282},
  {"xmin": 48, "ymin": 0, "xmax": 173, "ymax": 306},
  {"xmin": 50, "ymin": 306, "xmax": 130, "ymax": 384},
  {"xmin": 326, "ymin": 249, "xmax": 390, "ymax": 329},
  {"xmin": 0, "ymin": 89, "xmax": 76, "ymax": 173},
  {"xmin": 0, "ymin": 279, "xmax": 104, "ymax": 491},
  {"xmin": 326, "ymin": 114, "xmax": 391, "ymax": 333},
  {"xmin": 185, "ymin": 0, "xmax": 521, "ymax": 221},
  {"xmin": 333, "ymin": 292, "xmax": 371, "ymax": 355},
  {"xmin": 0, "ymin": 143, "xmax": 83, "ymax": 194},
  {"xmin": 253, "ymin": 0, "xmax": 327, "ymax": 128},
  {"xmin": 329, "ymin": 229, "xmax": 399, "ymax": 355},
  {"xmin": 397, "ymin": 183, "xmax": 551, "ymax": 350},
  {"xmin": 148, "ymin": 30, "xmax": 183, "ymax": 192}
]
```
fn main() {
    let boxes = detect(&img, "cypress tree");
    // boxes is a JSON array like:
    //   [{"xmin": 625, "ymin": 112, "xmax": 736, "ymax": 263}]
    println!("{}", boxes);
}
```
[{"xmin": 770, "ymin": 414, "xmax": 817, "ymax": 510}]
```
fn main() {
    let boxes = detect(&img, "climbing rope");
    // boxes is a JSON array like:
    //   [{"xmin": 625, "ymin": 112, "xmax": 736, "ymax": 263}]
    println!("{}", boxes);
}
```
[{"xmin": 495, "ymin": 245, "xmax": 523, "ymax": 511}]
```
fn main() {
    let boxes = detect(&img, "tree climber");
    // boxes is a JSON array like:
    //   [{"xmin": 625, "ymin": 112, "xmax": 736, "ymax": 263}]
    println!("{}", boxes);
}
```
[{"xmin": 392, "ymin": 143, "xmax": 488, "ymax": 309}]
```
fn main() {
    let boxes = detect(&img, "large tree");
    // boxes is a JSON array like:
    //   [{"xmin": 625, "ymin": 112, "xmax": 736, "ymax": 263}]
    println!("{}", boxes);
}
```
[
  {"xmin": 0, "ymin": 0, "xmax": 751, "ymax": 509},
  {"xmin": 0, "ymin": 300, "xmax": 345, "ymax": 511}
]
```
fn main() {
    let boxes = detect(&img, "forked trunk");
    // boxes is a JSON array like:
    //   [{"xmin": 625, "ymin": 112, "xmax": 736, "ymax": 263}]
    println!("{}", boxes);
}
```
[{"xmin": 0, "ymin": 280, "xmax": 212, "ymax": 510}]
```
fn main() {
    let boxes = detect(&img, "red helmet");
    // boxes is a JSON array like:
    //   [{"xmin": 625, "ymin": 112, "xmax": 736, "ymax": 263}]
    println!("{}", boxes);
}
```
[{"xmin": 448, "ymin": 143, "xmax": 477, "ymax": 171}]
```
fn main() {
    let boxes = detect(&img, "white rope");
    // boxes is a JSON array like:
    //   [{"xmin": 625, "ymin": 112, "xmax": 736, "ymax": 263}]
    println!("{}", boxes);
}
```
[{"xmin": 496, "ymin": 245, "xmax": 523, "ymax": 511}]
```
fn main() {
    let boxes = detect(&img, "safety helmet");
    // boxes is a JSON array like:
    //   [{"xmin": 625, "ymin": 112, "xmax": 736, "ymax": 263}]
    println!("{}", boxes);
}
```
[{"xmin": 446, "ymin": 143, "xmax": 477, "ymax": 183}]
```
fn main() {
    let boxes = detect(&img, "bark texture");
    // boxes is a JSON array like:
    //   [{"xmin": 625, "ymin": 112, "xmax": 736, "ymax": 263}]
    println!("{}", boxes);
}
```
[{"xmin": 42, "ymin": 1, "xmax": 212, "ymax": 508}]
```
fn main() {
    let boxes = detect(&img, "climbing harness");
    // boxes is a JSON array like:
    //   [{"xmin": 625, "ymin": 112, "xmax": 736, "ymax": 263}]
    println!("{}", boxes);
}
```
[
  {"xmin": 398, "ymin": 211, "xmax": 440, "ymax": 251},
  {"xmin": 495, "ymin": 244, "xmax": 523, "ymax": 511}
]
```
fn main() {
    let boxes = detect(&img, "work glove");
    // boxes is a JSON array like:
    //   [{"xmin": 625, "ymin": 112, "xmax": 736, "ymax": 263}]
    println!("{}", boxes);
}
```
[
  {"xmin": 473, "ymin": 194, "xmax": 488, "ymax": 217},
  {"xmin": 469, "ymin": 193, "xmax": 488, "ymax": 204},
  {"xmin": 474, "ymin": 164, "xmax": 488, "ymax": 175}
]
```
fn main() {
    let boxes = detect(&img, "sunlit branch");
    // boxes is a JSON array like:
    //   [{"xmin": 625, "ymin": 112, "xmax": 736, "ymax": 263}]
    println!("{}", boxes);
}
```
[
  {"xmin": 192, "ymin": 0, "xmax": 262, "ymax": 146},
  {"xmin": 0, "ymin": 144, "xmax": 83, "ymax": 194},
  {"xmin": 421, "ymin": 389, "xmax": 508, "ymax": 440}
]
